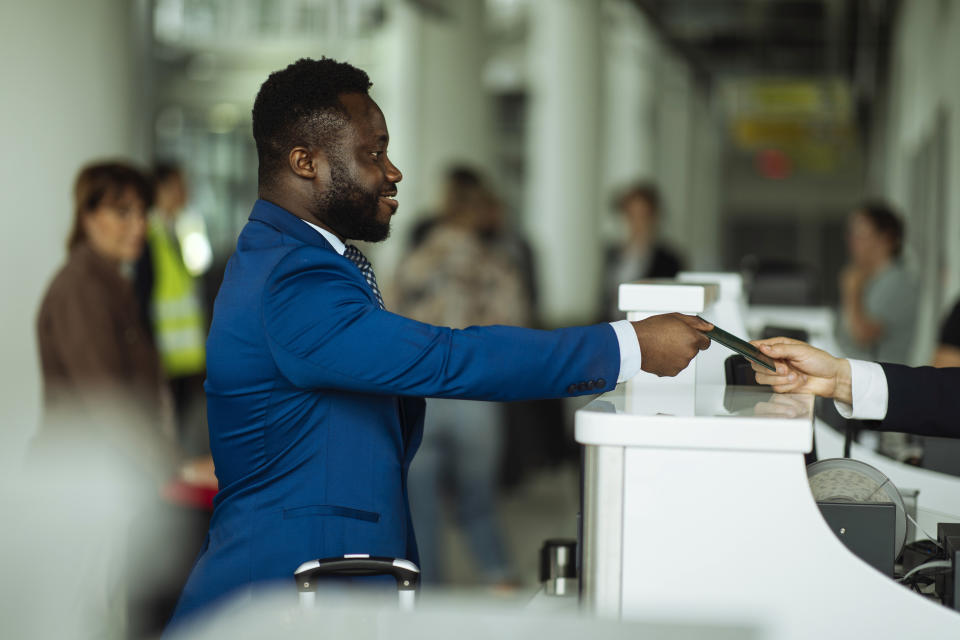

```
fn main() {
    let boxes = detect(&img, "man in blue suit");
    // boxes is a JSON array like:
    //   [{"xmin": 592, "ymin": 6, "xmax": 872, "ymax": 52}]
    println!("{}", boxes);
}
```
[{"xmin": 167, "ymin": 58, "xmax": 712, "ymax": 629}]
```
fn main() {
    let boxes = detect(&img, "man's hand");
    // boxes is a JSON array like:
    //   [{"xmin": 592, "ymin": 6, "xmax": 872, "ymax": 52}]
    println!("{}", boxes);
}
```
[
  {"xmin": 750, "ymin": 337, "xmax": 853, "ymax": 404},
  {"xmin": 632, "ymin": 313, "xmax": 712, "ymax": 377}
]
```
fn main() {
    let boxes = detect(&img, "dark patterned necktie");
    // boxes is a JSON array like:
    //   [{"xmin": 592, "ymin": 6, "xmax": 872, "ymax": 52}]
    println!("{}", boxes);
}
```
[{"xmin": 343, "ymin": 244, "xmax": 385, "ymax": 310}]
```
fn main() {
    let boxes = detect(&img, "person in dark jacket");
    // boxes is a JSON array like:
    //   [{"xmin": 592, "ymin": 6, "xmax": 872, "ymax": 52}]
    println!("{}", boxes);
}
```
[{"xmin": 601, "ymin": 181, "xmax": 683, "ymax": 320}]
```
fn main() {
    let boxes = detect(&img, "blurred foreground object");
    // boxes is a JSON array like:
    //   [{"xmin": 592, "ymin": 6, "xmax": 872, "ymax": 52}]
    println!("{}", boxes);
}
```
[{"xmin": 162, "ymin": 588, "xmax": 757, "ymax": 640}]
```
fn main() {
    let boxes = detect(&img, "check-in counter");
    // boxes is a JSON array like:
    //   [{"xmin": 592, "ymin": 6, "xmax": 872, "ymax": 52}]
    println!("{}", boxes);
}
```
[
  {"xmin": 575, "ymin": 278, "xmax": 960, "ymax": 638},
  {"xmin": 576, "ymin": 381, "xmax": 960, "ymax": 638},
  {"xmin": 741, "ymin": 302, "xmax": 960, "ymax": 534}
]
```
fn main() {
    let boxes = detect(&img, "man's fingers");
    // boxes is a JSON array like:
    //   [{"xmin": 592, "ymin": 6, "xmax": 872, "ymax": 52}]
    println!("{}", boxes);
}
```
[
  {"xmin": 696, "ymin": 332, "xmax": 711, "ymax": 350},
  {"xmin": 676, "ymin": 313, "xmax": 714, "ymax": 332}
]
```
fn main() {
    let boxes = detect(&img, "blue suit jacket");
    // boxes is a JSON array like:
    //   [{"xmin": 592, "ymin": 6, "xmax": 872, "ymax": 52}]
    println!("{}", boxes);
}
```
[{"xmin": 168, "ymin": 199, "xmax": 620, "ymax": 626}]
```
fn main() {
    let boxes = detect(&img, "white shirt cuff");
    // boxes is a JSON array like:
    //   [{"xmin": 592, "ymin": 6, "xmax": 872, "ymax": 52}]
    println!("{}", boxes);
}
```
[
  {"xmin": 833, "ymin": 359, "xmax": 889, "ymax": 420},
  {"xmin": 610, "ymin": 320, "xmax": 643, "ymax": 383}
]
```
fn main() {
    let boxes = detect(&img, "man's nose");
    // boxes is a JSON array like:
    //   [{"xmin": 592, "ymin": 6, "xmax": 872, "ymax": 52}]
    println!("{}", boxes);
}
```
[{"xmin": 386, "ymin": 158, "xmax": 402, "ymax": 184}]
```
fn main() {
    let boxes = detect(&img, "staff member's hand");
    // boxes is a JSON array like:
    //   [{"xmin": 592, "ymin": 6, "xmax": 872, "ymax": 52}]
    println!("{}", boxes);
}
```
[
  {"xmin": 750, "ymin": 337, "xmax": 853, "ymax": 404},
  {"xmin": 632, "ymin": 313, "xmax": 712, "ymax": 377}
]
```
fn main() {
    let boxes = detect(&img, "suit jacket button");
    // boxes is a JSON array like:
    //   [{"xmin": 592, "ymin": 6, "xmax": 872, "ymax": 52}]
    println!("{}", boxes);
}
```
[
  {"xmin": 577, "ymin": 382, "xmax": 588, "ymax": 392},
  {"xmin": 566, "ymin": 384, "xmax": 577, "ymax": 394},
  {"xmin": 596, "ymin": 378, "xmax": 606, "ymax": 388}
]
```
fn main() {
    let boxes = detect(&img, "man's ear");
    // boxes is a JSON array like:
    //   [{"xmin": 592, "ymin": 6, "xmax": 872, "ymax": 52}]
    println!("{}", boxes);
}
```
[{"xmin": 288, "ymin": 146, "xmax": 328, "ymax": 180}]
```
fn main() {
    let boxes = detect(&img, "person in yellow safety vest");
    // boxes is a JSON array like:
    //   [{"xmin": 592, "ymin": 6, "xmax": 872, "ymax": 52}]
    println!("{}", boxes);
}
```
[{"xmin": 143, "ymin": 163, "xmax": 212, "ymax": 454}]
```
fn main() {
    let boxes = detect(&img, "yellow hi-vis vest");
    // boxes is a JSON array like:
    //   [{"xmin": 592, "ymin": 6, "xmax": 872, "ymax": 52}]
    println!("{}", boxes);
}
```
[{"xmin": 148, "ymin": 215, "xmax": 206, "ymax": 377}]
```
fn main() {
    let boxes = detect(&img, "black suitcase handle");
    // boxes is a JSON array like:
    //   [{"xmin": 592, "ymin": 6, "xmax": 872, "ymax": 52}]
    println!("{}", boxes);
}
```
[{"xmin": 294, "ymin": 554, "xmax": 420, "ymax": 610}]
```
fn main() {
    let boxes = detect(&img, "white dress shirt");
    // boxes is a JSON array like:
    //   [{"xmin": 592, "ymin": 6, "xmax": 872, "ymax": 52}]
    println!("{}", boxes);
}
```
[
  {"xmin": 302, "ymin": 219, "xmax": 346, "ymax": 255},
  {"xmin": 301, "ymin": 219, "xmax": 643, "ymax": 384},
  {"xmin": 834, "ymin": 359, "xmax": 889, "ymax": 420}
]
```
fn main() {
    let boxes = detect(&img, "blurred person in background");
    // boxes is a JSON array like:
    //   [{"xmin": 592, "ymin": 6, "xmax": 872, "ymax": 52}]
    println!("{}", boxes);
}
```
[
  {"xmin": 36, "ymin": 161, "xmax": 169, "ymax": 448},
  {"xmin": 34, "ymin": 161, "xmax": 217, "ymax": 638},
  {"xmin": 601, "ymin": 181, "xmax": 684, "ymax": 320},
  {"xmin": 835, "ymin": 201, "xmax": 919, "ymax": 462},
  {"xmin": 32, "ymin": 161, "xmax": 174, "ymax": 639},
  {"xmin": 407, "ymin": 166, "xmax": 540, "ymax": 317},
  {"xmin": 136, "ymin": 162, "xmax": 211, "ymax": 457},
  {"xmin": 836, "ymin": 200, "xmax": 917, "ymax": 361},
  {"xmin": 393, "ymin": 168, "xmax": 530, "ymax": 586},
  {"xmin": 405, "ymin": 167, "xmax": 561, "ymax": 492}
]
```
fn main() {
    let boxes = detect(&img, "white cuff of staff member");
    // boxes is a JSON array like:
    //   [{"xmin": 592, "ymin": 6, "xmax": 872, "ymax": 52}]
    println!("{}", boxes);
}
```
[
  {"xmin": 610, "ymin": 320, "xmax": 643, "ymax": 383},
  {"xmin": 834, "ymin": 359, "xmax": 889, "ymax": 421}
]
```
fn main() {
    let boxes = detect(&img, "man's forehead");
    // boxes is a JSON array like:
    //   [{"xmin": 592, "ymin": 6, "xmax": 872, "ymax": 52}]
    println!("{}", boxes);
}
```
[{"xmin": 339, "ymin": 92, "xmax": 388, "ymax": 138}]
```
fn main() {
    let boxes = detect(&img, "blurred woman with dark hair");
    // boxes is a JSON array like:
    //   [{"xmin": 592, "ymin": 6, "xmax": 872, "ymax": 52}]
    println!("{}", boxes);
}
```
[
  {"xmin": 836, "ymin": 200, "xmax": 918, "ymax": 364},
  {"xmin": 836, "ymin": 200, "xmax": 920, "ymax": 463},
  {"xmin": 32, "ymin": 161, "xmax": 220, "ymax": 638},
  {"xmin": 35, "ymin": 160, "xmax": 169, "ymax": 445}
]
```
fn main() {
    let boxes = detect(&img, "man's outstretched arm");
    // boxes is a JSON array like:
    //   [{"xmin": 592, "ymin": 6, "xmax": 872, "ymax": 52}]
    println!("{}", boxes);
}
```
[{"xmin": 262, "ymin": 248, "xmax": 711, "ymax": 400}]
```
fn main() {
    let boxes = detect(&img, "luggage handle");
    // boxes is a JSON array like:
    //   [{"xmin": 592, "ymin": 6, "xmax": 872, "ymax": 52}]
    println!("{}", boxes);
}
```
[{"xmin": 294, "ymin": 554, "xmax": 420, "ymax": 611}]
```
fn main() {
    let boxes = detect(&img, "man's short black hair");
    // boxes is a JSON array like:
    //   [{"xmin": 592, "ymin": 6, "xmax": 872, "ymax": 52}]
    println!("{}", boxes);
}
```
[{"xmin": 252, "ymin": 57, "xmax": 372, "ymax": 188}]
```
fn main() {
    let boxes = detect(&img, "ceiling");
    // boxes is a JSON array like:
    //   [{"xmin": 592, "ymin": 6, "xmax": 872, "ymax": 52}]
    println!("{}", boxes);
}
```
[{"xmin": 632, "ymin": 0, "xmax": 898, "ymax": 84}]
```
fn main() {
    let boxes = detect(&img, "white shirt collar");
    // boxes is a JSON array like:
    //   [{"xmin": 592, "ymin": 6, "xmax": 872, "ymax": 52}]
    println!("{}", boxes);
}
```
[{"xmin": 301, "ymin": 219, "xmax": 346, "ymax": 255}]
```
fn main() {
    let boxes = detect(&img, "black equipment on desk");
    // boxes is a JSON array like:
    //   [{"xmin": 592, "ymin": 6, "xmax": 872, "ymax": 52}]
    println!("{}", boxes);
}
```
[
  {"xmin": 807, "ymin": 459, "xmax": 906, "ymax": 577},
  {"xmin": 817, "ymin": 502, "xmax": 896, "ymax": 576},
  {"xmin": 937, "ymin": 523, "xmax": 960, "ymax": 609}
]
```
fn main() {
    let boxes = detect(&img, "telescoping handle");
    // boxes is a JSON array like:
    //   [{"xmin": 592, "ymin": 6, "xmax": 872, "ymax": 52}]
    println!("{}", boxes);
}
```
[{"xmin": 294, "ymin": 554, "xmax": 420, "ymax": 611}]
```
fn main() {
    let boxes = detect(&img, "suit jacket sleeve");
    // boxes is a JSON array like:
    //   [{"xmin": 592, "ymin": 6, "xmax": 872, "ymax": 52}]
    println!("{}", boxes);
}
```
[
  {"xmin": 878, "ymin": 362, "xmax": 960, "ymax": 438},
  {"xmin": 262, "ymin": 246, "xmax": 621, "ymax": 401}
]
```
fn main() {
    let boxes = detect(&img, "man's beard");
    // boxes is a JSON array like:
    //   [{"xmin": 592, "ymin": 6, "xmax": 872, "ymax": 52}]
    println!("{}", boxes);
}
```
[{"xmin": 311, "ymin": 158, "xmax": 390, "ymax": 243}]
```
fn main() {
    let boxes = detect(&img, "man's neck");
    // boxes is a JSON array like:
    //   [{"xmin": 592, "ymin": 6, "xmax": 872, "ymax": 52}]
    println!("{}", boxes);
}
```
[{"xmin": 258, "ymin": 191, "xmax": 345, "ymax": 242}]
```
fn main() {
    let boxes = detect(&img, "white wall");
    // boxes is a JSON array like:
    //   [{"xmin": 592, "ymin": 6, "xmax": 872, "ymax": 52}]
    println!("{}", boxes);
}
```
[
  {"xmin": 879, "ymin": 1, "xmax": 960, "ymax": 363},
  {"xmin": 0, "ymin": 0, "xmax": 144, "ymax": 464}
]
